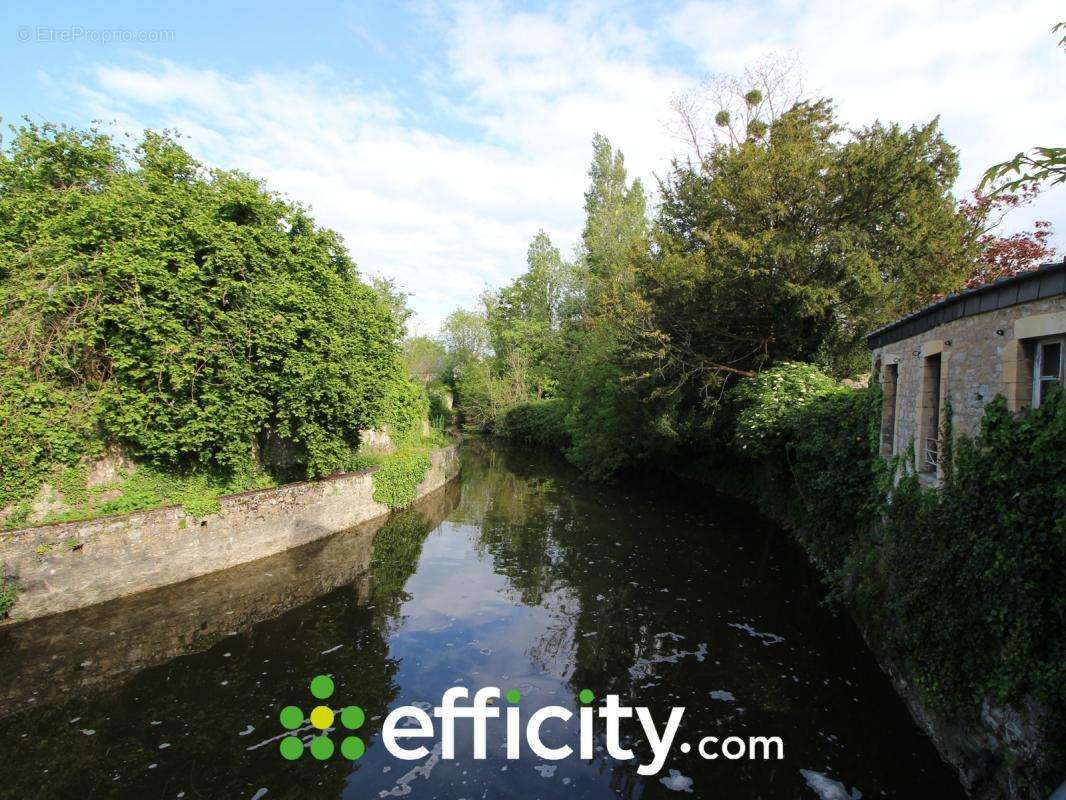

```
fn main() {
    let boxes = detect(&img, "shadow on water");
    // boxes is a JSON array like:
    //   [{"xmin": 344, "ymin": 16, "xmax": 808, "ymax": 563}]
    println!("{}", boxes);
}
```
[{"xmin": 0, "ymin": 443, "xmax": 965, "ymax": 799}]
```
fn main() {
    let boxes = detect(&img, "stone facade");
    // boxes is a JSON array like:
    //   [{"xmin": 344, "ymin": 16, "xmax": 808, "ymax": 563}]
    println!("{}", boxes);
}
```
[
  {"xmin": 870, "ymin": 291, "xmax": 1065, "ymax": 479},
  {"xmin": 0, "ymin": 442, "xmax": 460, "ymax": 622}
]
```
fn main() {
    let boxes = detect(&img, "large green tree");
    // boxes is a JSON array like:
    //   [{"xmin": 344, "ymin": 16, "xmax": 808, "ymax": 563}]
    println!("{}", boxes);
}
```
[
  {"xmin": 441, "ymin": 307, "xmax": 490, "ymax": 371},
  {"xmin": 560, "ymin": 134, "xmax": 652, "ymax": 477},
  {"xmin": 486, "ymin": 229, "xmax": 574, "ymax": 397},
  {"xmin": 635, "ymin": 100, "xmax": 971, "ymax": 412},
  {"xmin": 582, "ymin": 133, "xmax": 648, "ymax": 299},
  {"xmin": 403, "ymin": 335, "xmax": 447, "ymax": 383}
]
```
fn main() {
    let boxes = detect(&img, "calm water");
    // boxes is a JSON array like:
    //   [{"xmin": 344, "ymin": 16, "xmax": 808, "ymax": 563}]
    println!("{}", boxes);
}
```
[{"xmin": 0, "ymin": 440, "xmax": 964, "ymax": 799}]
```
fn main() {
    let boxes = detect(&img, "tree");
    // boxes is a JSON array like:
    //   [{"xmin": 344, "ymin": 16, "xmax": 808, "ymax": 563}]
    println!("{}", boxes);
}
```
[
  {"xmin": 636, "ymin": 100, "xmax": 971, "ymax": 410},
  {"xmin": 668, "ymin": 53, "xmax": 803, "ymax": 163},
  {"xmin": 558, "ymin": 135, "xmax": 653, "ymax": 477},
  {"xmin": 441, "ymin": 308, "xmax": 490, "ymax": 365},
  {"xmin": 582, "ymin": 133, "xmax": 648, "ymax": 294},
  {"xmin": 486, "ymin": 230, "xmax": 573, "ymax": 397},
  {"xmin": 369, "ymin": 275, "xmax": 413, "ymax": 340},
  {"xmin": 403, "ymin": 336, "xmax": 447, "ymax": 383},
  {"xmin": 956, "ymin": 186, "xmax": 1055, "ymax": 292}
]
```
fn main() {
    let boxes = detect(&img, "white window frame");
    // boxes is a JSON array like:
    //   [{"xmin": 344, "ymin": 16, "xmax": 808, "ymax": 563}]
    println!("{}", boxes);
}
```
[{"xmin": 1032, "ymin": 337, "xmax": 1064, "ymax": 408}]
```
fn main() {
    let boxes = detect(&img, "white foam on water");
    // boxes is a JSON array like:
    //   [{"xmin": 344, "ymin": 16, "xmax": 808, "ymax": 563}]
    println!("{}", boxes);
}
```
[
  {"xmin": 799, "ymin": 769, "xmax": 862, "ymax": 800},
  {"xmin": 659, "ymin": 769, "xmax": 694, "ymax": 792}
]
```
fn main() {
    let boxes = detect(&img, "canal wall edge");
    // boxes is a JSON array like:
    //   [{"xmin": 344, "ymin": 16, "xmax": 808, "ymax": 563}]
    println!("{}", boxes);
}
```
[{"xmin": 0, "ymin": 443, "xmax": 461, "ymax": 623}]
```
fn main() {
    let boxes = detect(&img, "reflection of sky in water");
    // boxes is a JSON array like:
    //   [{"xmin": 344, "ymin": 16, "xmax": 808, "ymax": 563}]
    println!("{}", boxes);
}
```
[
  {"xmin": 0, "ymin": 443, "xmax": 965, "ymax": 800},
  {"xmin": 360, "ymin": 518, "xmax": 608, "ymax": 798}
]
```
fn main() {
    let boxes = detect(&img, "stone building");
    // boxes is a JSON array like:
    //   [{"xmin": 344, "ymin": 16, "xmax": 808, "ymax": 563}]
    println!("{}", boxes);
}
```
[{"xmin": 866, "ymin": 260, "xmax": 1065, "ymax": 480}]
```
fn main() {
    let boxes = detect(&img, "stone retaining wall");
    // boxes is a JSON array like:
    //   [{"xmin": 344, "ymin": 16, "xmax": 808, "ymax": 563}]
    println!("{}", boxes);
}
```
[
  {"xmin": 0, "ymin": 443, "xmax": 460, "ymax": 623},
  {"xmin": 0, "ymin": 479, "xmax": 461, "ymax": 718}
]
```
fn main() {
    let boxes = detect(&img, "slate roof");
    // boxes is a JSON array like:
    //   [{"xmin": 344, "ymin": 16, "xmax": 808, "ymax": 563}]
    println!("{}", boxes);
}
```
[{"xmin": 865, "ymin": 261, "xmax": 1066, "ymax": 349}]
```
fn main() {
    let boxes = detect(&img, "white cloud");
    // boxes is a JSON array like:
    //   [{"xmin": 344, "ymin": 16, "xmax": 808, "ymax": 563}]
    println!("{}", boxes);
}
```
[
  {"xmin": 50, "ymin": 0, "xmax": 1066, "ymax": 331},
  {"xmin": 668, "ymin": 0, "xmax": 1066, "ymax": 234}
]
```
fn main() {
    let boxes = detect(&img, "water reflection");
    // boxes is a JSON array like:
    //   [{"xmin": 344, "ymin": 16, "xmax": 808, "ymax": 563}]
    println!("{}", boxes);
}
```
[{"xmin": 0, "ymin": 442, "xmax": 964, "ymax": 799}]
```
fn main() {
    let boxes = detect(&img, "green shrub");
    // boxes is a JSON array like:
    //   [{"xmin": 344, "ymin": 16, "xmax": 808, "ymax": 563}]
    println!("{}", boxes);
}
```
[
  {"xmin": 371, "ymin": 449, "xmax": 432, "ymax": 509},
  {"xmin": 0, "ymin": 578, "xmax": 18, "ymax": 617},
  {"xmin": 788, "ymin": 384, "xmax": 882, "ymax": 570},
  {"xmin": 730, "ymin": 362, "xmax": 838, "ymax": 456},
  {"xmin": 427, "ymin": 386, "xmax": 454, "ymax": 429},
  {"xmin": 452, "ymin": 358, "xmax": 527, "ymax": 432},
  {"xmin": 563, "ymin": 357, "xmax": 648, "ymax": 481},
  {"xmin": 500, "ymin": 399, "xmax": 570, "ymax": 449},
  {"xmin": 0, "ymin": 121, "xmax": 414, "ymax": 506}
]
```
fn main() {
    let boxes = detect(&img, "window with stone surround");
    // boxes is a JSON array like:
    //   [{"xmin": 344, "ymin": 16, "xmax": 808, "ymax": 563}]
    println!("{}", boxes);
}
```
[
  {"xmin": 919, "ymin": 353, "xmax": 942, "ymax": 473},
  {"xmin": 1033, "ymin": 338, "xmax": 1063, "ymax": 408},
  {"xmin": 879, "ymin": 362, "xmax": 899, "ymax": 456}
]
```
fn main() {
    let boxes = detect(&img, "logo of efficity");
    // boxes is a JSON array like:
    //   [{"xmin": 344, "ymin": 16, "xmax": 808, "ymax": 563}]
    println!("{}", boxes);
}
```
[
  {"xmin": 277, "ymin": 678, "xmax": 784, "ymax": 775},
  {"xmin": 278, "ymin": 675, "xmax": 366, "ymax": 761}
]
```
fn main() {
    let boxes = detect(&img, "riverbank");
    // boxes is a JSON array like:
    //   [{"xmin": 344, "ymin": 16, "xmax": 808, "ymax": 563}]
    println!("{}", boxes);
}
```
[
  {"xmin": 492, "ymin": 379, "xmax": 1064, "ymax": 800},
  {"xmin": 0, "ymin": 441, "xmax": 460, "ymax": 623}
]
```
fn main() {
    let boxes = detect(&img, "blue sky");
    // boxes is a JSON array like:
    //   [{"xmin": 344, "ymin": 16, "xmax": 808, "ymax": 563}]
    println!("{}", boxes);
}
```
[{"xmin": 2, "ymin": 0, "xmax": 1063, "ymax": 332}]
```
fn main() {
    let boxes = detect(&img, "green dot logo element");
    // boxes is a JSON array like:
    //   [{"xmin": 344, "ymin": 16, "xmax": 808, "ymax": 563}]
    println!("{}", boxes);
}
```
[
  {"xmin": 505, "ymin": 688, "xmax": 521, "ymax": 704},
  {"xmin": 579, "ymin": 689, "xmax": 594, "ymax": 704},
  {"xmin": 279, "ymin": 705, "xmax": 304, "ymax": 729},
  {"xmin": 310, "ymin": 674, "xmax": 335, "ymax": 700},
  {"xmin": 340, "ymin": 705, "xmax": 365, "ymax": 729},
  {"xmin": 309, "ymin": 735, "xmax": 335, "ymax": 760},
  {"xmin": 340, "ymin": 736, "xmax": 365, "ymax": 760},
  {"xmin": 279, "ymin": 676, "xmax": 357, "ymax": 762},
  {"xmin": 279, "ymin": 736, "xmax": 304, "ymax": 760}
]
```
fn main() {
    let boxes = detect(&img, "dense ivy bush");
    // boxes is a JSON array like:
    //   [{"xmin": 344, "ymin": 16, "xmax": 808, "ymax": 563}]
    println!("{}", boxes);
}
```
[
  {"xmin": 379, "ymin": 379, "xmax": 430, "ymax": 443},
  {"xmin": 788, "ymin": 384, "xmax": 882, "ymax": 570},
  {"xmin": 370, "ymin": 449, "xmax": 432, "ymax": 510},
  {"xmin": 500, "ymin": 399, "xmax": 570, "ymax": 449},
  {"xmin": 729, "ymin": 370, "xmax": 1064, "ymax": 793},
  {"xmin": 0, "ymin": 122, "xmax": 421, "ymax": 507},
  {"xmin": 0, "ymin": 369, "xmax": 98, "ymax": 508},
  {"xmin": 866, "ymin": 396, "xmax": 1064, "ymax": 736}
]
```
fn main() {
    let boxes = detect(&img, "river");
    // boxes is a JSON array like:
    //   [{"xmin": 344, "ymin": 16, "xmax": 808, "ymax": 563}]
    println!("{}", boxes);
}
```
[{"xmin": 0, "ymin": 440, "xmax": 964, "ymax": 799}]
